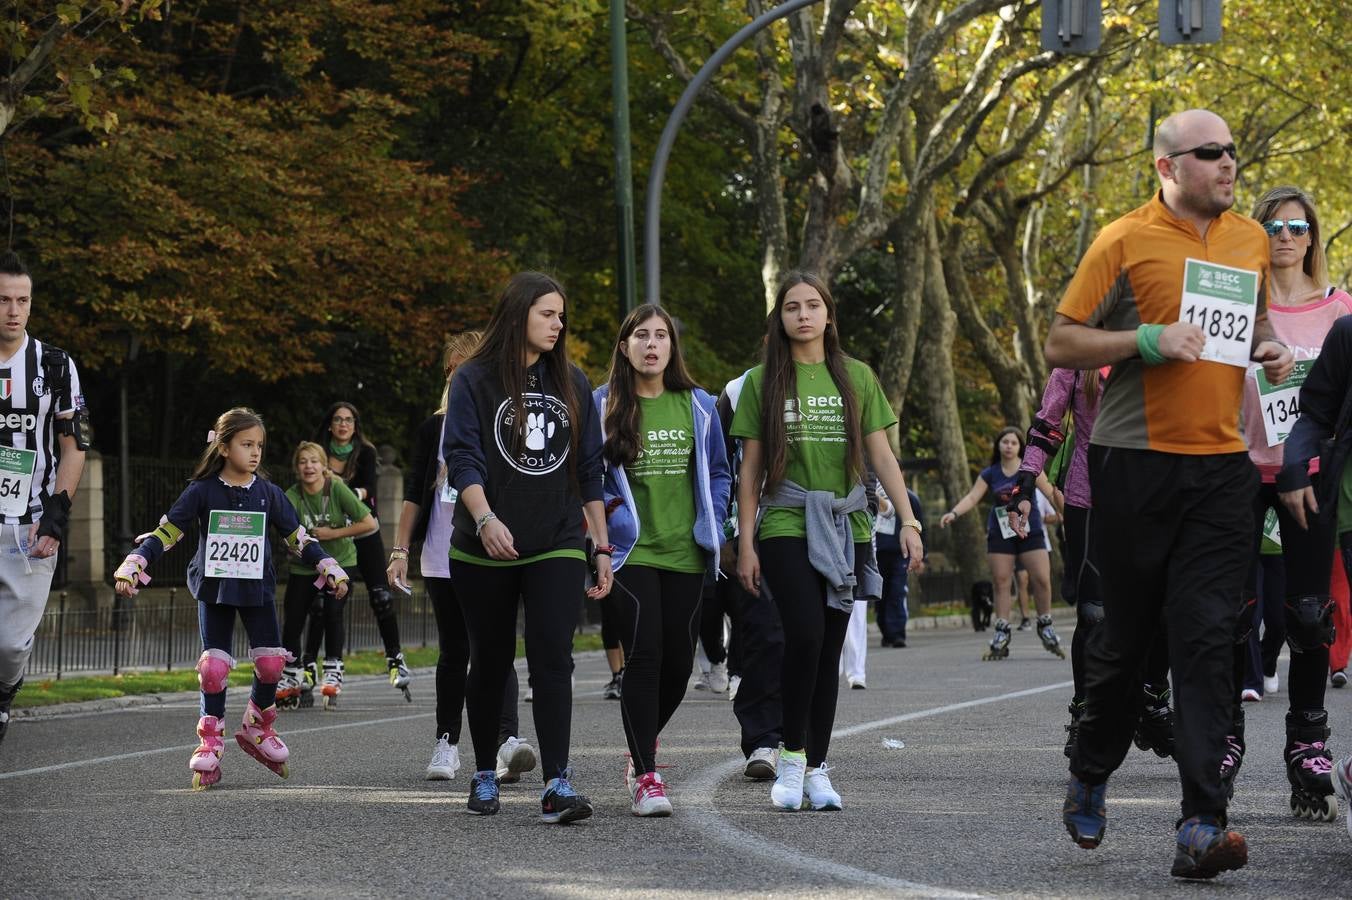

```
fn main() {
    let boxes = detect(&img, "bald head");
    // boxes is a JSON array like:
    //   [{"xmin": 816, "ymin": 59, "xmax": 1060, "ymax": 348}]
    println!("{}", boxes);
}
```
[{"xmin": 1154, "ymin": 109, "xmax": 1230, "ymax": 158}]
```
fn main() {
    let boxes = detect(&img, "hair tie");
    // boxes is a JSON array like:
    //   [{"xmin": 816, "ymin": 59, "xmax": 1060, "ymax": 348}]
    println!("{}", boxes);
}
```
[{"xmin": 207, "ymin": 430, "xmax": 217, "ymax": 444}]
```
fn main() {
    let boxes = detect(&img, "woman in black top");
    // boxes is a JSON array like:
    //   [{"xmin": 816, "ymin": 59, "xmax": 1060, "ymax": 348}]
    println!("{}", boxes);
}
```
[{"xmin": 314, "ymin": 401, "xmax": 411, "ymax": 699}]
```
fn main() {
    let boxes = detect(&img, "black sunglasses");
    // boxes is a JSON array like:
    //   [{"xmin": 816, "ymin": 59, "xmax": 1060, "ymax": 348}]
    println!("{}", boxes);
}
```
[
  {"xmin": 1164, "ymin": 142, "xmax": 1237, "ymax": 162},
  {"xmin": 1262, "ymin": 218, "xmax": 1311, "ymax": 238}
]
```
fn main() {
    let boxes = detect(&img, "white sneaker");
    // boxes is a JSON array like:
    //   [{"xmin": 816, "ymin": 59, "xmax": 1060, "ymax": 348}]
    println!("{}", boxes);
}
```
[
  {"xmin": 1241, "ymin": 688, "xmax": 1261, "ymax": 702},
  {"xmin": 1264, "ymin": 674, "xmax": 1280, "ymax": 694},
  {"xmin": 744, "ymin": 746, "xmax": 777, "ymax": 780},
  {"xmin": 771, "ymin": 748, "xmax": 806, "ymax": 810},
  {"xmin": 631, "ymin": 771, "xmax": 673, "ymax": 817},
  {"xmin": 728, "ymin": 675, "xmax": 741, "ymax": 701},
  {"xmin": 847, "ymin": 675, "xmax": 866, "ymax": 690},
  {"xmin": 804, "ymin": 763, "xmax": 842, "ymax": 811},
  {"xmin": 1331, "ymin": 755, "xmax": 1352, "ymax": 840},
  {"xmin": 709, "ymin": 661, "xmax": 730, "ymax": 693},
  {"xmin": 426, "ymin": 734, "xmax": 459, "ymax": 780},
  {"xmin": 693, "ymin": 671, "xmax": 712, "ymax": 691},
  {"xmin": 495, "ymin": 736, "xmax": 537, "ymax": 784}
]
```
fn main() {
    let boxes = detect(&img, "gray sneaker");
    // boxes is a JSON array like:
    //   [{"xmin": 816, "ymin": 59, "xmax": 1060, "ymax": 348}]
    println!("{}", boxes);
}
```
[{"xmin": 744, "ymin": 746, "xmax": 777, "ymax": 780}]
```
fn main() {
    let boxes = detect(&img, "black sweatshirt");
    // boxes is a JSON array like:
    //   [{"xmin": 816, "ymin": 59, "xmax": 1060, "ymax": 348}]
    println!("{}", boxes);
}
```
[
  {"xmin": 443, "ymin": 358, "xmax": 603, "ymax": 559},
  {"xmin": 1280, "ymin": 314, "xmax": 1352, "ymax": 517},
  {"xmin": 402, "ymin": 413, "xmax": 444, "ymax": 548}
]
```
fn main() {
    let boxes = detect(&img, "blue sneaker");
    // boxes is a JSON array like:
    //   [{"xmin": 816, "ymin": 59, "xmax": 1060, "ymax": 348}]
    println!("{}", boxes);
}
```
[
  {"xmin": 467, "ymin": 770, "xmax": 500, "ymax": 816},
  {"xmin": 1062, "ymin": 775, "xmax": 1106, "ymax": 848},
  {"xmin": 1171, "ymin": 815, "xmax": 1247, "ymax": 879},
  {"xmin": 541, "ymin": 769, "xmax": 593, "ymax": 824}
]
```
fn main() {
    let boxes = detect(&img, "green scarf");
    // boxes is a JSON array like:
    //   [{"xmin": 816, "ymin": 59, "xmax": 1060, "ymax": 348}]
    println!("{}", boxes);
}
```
[{"xmin": 329, "ymin": 439, "xmax": 355, "ymax": 459}]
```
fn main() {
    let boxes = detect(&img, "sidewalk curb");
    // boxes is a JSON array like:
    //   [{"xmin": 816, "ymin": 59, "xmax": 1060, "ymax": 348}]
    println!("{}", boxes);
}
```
[{"xmin": 14, "ymin": 649, "xmax": 614, "ymax": 720}]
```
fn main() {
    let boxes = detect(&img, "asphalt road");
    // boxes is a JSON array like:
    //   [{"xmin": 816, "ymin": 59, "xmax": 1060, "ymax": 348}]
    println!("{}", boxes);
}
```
[{"xmin": 3, "ymin": 622, "xmax": 1350, "ymax": 898}]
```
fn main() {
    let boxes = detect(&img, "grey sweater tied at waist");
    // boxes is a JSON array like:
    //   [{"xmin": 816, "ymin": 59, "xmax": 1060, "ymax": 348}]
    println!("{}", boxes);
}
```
[{"xmin": 759, "ymin": 479, "xmax": 883, "ymax": 612}]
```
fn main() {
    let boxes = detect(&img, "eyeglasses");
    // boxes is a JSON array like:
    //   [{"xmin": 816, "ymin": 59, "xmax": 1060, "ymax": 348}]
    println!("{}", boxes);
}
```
[
  {"xmin": 1164, "ymin": 142, "xmax": 1237, "ymax": 162},
  {"xmin": 1262, "ymin": 218, "xmax": 1310, "ymax": 238},
  {"xmin": 331, "ymin": 416, "xmax": 355, "ymax": 425}
]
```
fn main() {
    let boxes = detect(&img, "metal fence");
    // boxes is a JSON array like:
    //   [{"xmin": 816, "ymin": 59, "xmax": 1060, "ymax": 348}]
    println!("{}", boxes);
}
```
[
  {"xmin": 102, "ymin": 456, "xmax": 199, "ymax": 586},
  {"xmin": 24, "ymin": 587, "xmax": 440, "ymax": 679}
]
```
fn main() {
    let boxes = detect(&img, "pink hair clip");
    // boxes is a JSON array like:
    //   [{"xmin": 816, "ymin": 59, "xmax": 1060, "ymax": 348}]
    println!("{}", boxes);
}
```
[{"xmin": 207, "ymin": 430, "xmax": 217, "ymax": 444}]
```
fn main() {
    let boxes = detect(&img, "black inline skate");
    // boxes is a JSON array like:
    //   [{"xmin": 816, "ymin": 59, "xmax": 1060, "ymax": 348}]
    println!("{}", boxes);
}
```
[
  {"xmin": 1286, "ymin": 710, "xmax": 1337, "ymax": 821},
  {"xmin": 1133, "ymin": 684, "xmax": 1175, "ymax": 758}
]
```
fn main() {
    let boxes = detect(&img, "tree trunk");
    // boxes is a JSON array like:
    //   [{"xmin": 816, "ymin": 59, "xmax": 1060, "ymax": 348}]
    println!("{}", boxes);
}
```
[{"xmin": 918, "ymin": 213, "xmax": 985, "ymax": 593}]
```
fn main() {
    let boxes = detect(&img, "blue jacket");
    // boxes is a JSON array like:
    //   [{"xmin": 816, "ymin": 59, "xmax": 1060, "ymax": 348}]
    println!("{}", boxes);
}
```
[{"xmin": 592, "ymin": 385, "xmax": 732, "ymax": 578}]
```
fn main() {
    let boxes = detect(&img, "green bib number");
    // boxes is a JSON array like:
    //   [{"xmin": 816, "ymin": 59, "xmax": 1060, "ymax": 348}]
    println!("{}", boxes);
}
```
[{"xmin": 0, "ymin": 447, "xmax": 36, "ymax": 517}]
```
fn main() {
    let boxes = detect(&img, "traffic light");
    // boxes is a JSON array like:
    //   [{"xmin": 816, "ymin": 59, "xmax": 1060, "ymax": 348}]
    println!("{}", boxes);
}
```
[
  {"xmin": 1158, "ymin": 0, "xmax": 1222, "ymax": 45},
  {"xmin": 1041, "ymin": 0, "xmax": 1102, "ymax": 54},
  {"xmin": 1041, "ymin": 0, "xmax": 1223, "ymax": 53}
]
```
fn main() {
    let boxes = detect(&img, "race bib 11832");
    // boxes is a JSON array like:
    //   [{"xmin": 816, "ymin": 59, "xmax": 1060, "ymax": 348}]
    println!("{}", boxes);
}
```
[{"xmin": 1179, "ymin": 258, "xmax": 1259, "ymax": 368}]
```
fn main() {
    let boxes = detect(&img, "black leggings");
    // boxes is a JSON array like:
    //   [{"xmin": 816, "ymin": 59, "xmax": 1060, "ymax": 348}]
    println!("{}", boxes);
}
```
[
  {"xmin": 760, "ymin": 537, "xmax": 855, "ymax": 768},
  {"xmin": 450, "ymin": 555, "xmax": 583, "ymax": 781},
  {"xmin": 611, "ymin": 565, "xmax": 704, "ymax": 774},
  {"xmin": 1063, "ymin": 505, "xmax": 1098, "ymax": 702},
  {"xmin": 281, "ymin": 573, "xmax": 344, "ymax": 662},
  {"xmin": 426, "ymin": 576, "xmax": 520, "ymax": 744},
  {"xmin": 699, "ymin": 579, "xmax": 730, "ymax": 666},
  {"xmin": 1240, "ymin": 482, "xmax": 1331, "ymax": 726},
  {"xmin": 600, "ymin": 590, "xmax": 623, "ymax": 652},
  {"xmin": 354, "ymin": 530, "xmax": 402, "ymax": 657}
]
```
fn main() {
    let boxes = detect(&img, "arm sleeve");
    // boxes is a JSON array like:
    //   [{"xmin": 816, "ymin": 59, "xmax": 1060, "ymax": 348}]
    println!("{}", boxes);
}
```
[
  {"xmin": 351, "ymin": 445, "xmax": 378, "ymax": 499},
  {"xmin": 444, "ymin": 368, "xmax": 488, "ymax": 494},
  {"xmin": 1279, "ymin": 317, "xmax": 1352, "ymax": 490},
  {"xmin": 574, "ymin": 369, "xmax": 604, "ymax": 504},
  {"xmin": 131, "ymin": 481, "xmax": 203, "ymax": 565},
  {"xmin": 57, "ymin": 356, "xmax": 81, "ymax": 419},
  {"xmin": 703, "ymin": 391, "xmax": 732, "ymax": 520},
  {"xmin": 1020, "ymin": 368, "xmax": 1076, "ymax": 475},
  {"xmin": 404, "ymin": 417, "xmax": 438, "ymax": 505}
]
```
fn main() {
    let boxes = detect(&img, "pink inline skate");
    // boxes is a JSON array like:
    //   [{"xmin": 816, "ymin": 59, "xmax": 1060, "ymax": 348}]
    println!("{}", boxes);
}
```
[
  {"xmin": 189, "ymin": 715, "xmax": 225, "ymax": 791},
  {"xmin": 234, "ymin": 699, "xmax": 290, "ymax": 779}
]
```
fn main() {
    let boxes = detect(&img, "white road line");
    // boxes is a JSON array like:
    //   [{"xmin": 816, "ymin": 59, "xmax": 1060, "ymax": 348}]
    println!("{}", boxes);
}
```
[
  {"xmin": 680, "ymin": 679, "xmax": 1074, "ymax": 899},
  {"xmin": 0, "ymin": 712, "xmax": 433, "ymax": 780}
]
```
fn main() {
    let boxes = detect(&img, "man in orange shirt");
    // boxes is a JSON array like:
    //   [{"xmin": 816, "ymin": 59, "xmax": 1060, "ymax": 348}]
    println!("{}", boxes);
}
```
[{"xmin": 1047, "ymin": 109, "xmax": 1293, "ymax": 879}]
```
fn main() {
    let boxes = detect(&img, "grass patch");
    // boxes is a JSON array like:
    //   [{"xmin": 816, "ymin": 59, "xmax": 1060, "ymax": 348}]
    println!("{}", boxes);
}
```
[{"xmin": 15, "ymin": 632, "xmax": 607, "ymax": 710}]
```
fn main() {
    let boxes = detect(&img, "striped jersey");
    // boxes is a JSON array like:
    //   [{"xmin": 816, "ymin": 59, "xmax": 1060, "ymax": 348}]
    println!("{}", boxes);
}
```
[
  {"xmin": 1057, "ymin": 192, "xmax": 1270, "ymax": 455},
  {"xmin": 0, "ymin": 335, "xmax": 83, "ymax": 525}
]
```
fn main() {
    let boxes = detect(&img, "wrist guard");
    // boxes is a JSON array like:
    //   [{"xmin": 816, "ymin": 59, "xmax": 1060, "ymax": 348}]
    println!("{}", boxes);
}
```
[
  {"xmin": 35, "ymin": 491, "xmax": 72, "ymax": 543},
  {"xmin": 115, "ymin": 554, "xmax": 152, "ymax": 595},
  {"xmin": 313, "ymin": 556, "xmax": 350, "ymax": 590},
  {"xmin": 1025, "ymin": 417, "xmax": 1065, "ymax": 458},
  {"xmin": 1006, "ymin": 470, "xmax": 1038, "ymax": 510}
]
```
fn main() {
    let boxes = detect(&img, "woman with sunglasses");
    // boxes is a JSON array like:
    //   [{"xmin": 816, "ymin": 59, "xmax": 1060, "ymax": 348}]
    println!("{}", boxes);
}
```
[{"xmin": 1237, "ymin": 186, "xmax": 1352, "ymax": 819}]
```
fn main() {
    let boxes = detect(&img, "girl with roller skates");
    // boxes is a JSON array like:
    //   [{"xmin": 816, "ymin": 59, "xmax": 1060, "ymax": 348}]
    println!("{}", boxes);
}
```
[
  {"xmin": 113, "ymin": 408, "xmax": 350, "ymax": 790},
  {"xmin": 278, "ymin": 441, "xmax": 377, "ymax": 710}
]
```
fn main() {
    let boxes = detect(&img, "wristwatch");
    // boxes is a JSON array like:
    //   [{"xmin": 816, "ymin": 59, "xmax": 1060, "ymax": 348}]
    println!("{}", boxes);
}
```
[{"xmin": 901, "ymin": 519, "xmax": 923, "ymax": 534}]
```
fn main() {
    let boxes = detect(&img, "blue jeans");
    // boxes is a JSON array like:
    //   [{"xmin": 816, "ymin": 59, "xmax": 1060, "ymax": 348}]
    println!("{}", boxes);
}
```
[
  {"xmin": 198, "ymin": 600, "xmax": 282, "ymax": 718},
  {"xmin": 876, "ymin": 549, "xmax": 910, "ymax": 642}
]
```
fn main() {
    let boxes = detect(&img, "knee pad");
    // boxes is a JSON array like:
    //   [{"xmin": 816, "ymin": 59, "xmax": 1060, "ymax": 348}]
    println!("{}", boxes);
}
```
[
  {"xmin": 1284, "ymin": 595, "xmax": 1334, "ymax": 653},
  {"xmin": 1235, "ymin": 595, "xmax": 1258, "ymax": 645},
  {"xmin": 368, "ymin": 587, "xmax": 395, "ymax": 622},
  {"xmin": 1076, "ymin": 600, "xmax": 1105, "ymax": 629},
  {"xmin": 250, "ymin": 647, "xmax": 295, "ymax": 684},
  {"xmin": 196, "ymin": 649, "xmax": 235, "ymax": 694}
]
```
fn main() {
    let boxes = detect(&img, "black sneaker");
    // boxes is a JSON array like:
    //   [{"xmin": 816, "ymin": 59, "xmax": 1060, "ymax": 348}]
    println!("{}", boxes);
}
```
[
  {"xmin": 1333, "ymin": 670, "xmax": 1348, "ymax": 689},
  {"xmin": 603, "ymin": 674, "xmax": 622, "ymax": 700},
  {"xmin": 468, "ymin": 770, "xmax": 500, "ymax": 816},
  {"xmin": 0, "ymin": 677, "xmax": 21, "ymax": 746},
  {"xmin": 541, "ymin": 770, "xmax": 593, "ymax": 824}
]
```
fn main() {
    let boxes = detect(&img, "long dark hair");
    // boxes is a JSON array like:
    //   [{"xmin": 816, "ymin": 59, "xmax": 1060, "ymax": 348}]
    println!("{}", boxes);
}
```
[
  {"xmin": 990, "ymin": 426, "xmax": 1026, "ymax": 466},
  {"xmin": 760, "ymin": 271, "xmax": 862, "ymax": 491},
  {"xmin": 313, "ymin": 401, "xmax": 375, "ymax": 454},
  {"xmin": 191, "ymin": 407, "xmax": 268, "ymax": 481},
  {"xmin": 603, "ymin": 304, "xmax": 700, "ymax": 468},
  {"xmin": 465, "ymin": 271, "xmax": 581, "ymax": 472}
]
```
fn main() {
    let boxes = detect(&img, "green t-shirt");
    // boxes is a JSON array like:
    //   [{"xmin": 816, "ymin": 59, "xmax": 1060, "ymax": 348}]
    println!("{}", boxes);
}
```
[
  {"xmin": 625, "ymin": 390, "xmax": 703, "ymax": 573},
  {"xmin": 730, "ymin": 358, "xmax": 897, "ymax": 542},
  {"xmin": 285, "ymin": 478, "xmax": 370, "ymax": 574}
]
